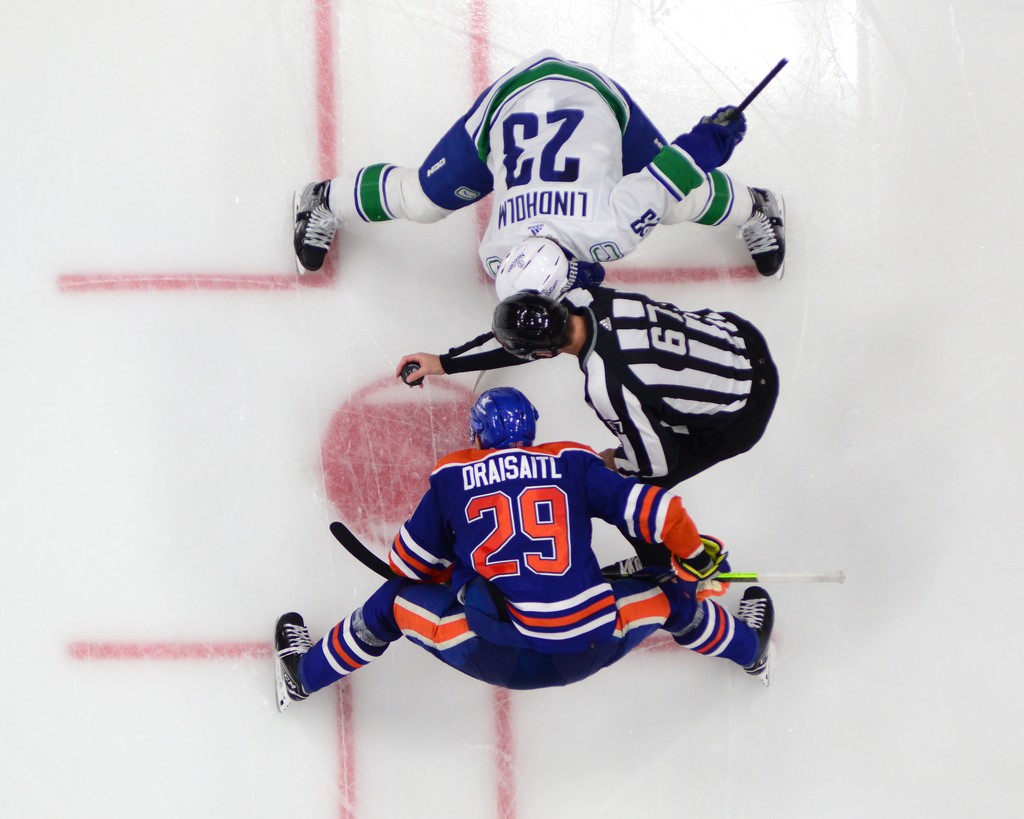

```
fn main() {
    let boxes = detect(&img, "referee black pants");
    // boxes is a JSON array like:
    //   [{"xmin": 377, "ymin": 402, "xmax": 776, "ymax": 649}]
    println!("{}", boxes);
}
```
[{"xmin": 628, "ymin": 314, "xmax": 779, "ymax": 567}]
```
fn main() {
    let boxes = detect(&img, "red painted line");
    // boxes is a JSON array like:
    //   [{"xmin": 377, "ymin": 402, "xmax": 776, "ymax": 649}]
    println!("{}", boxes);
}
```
[
  {"xmin": 470, "ymin": 0, "xmax": 493, "ymax": 250},
  {"xmin": 494, "ymin": 687, "xmax": 516, "ymax": 819},
  {"xmin": 68, "ymin": 640, "xmax": 272, "ymax": 660},
  {"xmin": 335, "ymin": 682, "xmax": 357, "ymax": 819},
  {"xmin": 57, "ymin": 272, "xmax": 312, "ymax": 292},
  {"xmin": 469, "ymin": 0, "xmax": 491, "ymax": 96},
  {"xmin": 315, "ymin": 0, "xmax": 337, "ymax": 182},
  {"xmin": 56, "ymin": 261, "xmax": 757, "ymax": 292},
  {"xmin": 607, "ymin": 264, "xmax": 759, "ymax": 284},
  {"xmin": 312, "ymin": 0, "xmax": 339, "ymax": 281}
]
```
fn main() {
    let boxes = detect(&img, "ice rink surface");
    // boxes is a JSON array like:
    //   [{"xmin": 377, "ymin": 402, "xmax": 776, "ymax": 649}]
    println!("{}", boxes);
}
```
[{"xmin": 3, "ymin": 1, "xmax": 1023, "ymax": 816}]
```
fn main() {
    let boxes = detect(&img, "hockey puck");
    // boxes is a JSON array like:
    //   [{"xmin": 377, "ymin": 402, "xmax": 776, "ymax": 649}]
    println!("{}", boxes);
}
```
[{"xmin": 400, "ymin": 362, "xmax": 421, "ymax": 386}]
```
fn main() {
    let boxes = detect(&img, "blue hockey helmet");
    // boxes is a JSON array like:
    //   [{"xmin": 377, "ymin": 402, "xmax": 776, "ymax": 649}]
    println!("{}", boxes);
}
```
[{"xmin": 469, "ymin": 387, "xmax": 539, "ymax": 449}]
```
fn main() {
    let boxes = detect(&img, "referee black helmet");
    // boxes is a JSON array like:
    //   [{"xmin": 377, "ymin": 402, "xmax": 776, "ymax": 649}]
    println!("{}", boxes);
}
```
[{"xmin": 491, "ymin": 291, "xmax": 570, "ymax": 360}]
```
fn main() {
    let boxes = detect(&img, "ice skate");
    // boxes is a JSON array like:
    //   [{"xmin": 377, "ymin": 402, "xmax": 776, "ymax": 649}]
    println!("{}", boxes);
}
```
[
  {"xmin": 740, "ymin": 187, "xmax": 786, "ymax": 278},
  {"xmin": 293, "ymin": 180, "xmax": 338, "ymax": 275},
  {"xmin": 736, "ymin": 586, "xmax": 774, "ymax": 686},
  {"xmin": 274, "ymin": 611, "xmax": 312, "ymax": 712}
]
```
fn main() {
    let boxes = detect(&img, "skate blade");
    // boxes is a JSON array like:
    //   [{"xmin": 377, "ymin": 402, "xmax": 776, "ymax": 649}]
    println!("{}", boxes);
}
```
[
  {"xmin": 772, "ymin": 194, "xmax": 786, "ymax": 281},
  {"xmin": 758, "ymin": 642, "xmax": 774, "ymax": 687},
  {"xmin": 274, "ymin": 654, "xmax": 293, "ymax": 713},
  {"xmin": 291, "ymin": 190, "xmax": 312, "ymax": 278}
]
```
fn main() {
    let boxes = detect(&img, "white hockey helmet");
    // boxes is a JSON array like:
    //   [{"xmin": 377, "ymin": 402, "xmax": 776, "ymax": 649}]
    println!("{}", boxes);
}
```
[{"xmin": 495, "ymin": 237, "xmax": 570, "ymax": 301}]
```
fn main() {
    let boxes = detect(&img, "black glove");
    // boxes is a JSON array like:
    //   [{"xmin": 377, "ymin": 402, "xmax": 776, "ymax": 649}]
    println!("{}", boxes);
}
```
[{"xmin": 672, "ymin": 106, "xmax": 747, "ymax": 172}]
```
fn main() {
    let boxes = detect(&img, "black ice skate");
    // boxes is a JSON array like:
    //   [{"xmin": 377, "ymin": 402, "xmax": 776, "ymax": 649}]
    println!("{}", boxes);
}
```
[
  {"xmin": 736, "ymin": 586, "xmax": 774, "ymax": 686},
  {"xmin": 740, "ymin": 187, "xmax": 786, "ymax": 277},
  {"xmin": 293, "ymin": 181, "xmax": 339, "ymax": 275},
  {"xmin": 274, "ymin": 611, "xmax": 312, "ymax": 712}
]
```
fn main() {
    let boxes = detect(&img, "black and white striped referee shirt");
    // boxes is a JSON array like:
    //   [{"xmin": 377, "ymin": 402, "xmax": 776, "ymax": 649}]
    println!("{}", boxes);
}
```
[
  {"xmin": 439, "ymin": 286, "xmax": 769, "ymax": 480},
  {"xmin": 564, "ymin": 287, "xmax": 760, "ymax": 478}
]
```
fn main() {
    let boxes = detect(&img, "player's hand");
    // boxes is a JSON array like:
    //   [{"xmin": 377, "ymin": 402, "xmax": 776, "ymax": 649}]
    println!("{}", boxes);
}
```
[
  {"xmin": 598, "ymin": 448, "xmax": 619, "ymax": 470},
  {"xmin": 672, "ymin": 534, "xmax": 730, "ymax": 582},
  {"xmin": 395, "ymin": 353, "xmax": 443, "ymax": 387}
]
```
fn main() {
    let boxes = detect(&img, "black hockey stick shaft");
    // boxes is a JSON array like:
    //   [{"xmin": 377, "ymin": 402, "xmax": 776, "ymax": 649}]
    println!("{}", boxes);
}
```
[
  {"xmin": 726, "ymin": 58, "xmax": 788, "ymax": 120},
  {"xmin": 329, "ymin": 521, "xmax": 397, "ymax": 579}
]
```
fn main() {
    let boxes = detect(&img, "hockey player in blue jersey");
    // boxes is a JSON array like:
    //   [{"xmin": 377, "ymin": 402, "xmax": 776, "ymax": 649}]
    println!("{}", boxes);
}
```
[
  {"xmin": 292, "ymin": 50, "xmax": 785, "ymax": 283},
  {"xmin": 274, "ymin": 387, "xmax": 774, "ymax": 711}
]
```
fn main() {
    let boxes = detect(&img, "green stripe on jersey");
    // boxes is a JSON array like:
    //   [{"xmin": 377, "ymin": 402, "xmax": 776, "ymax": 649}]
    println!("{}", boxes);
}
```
[
  {"xmin": 476, "ymin": 60, "xmax": 628, "ymax": 161},
  {"xmin": 695, "ymin": 169, "xmax": 734, "ymax": 226},
  {"xmin": 357, "ymin": 164, "xmax": 393, "ymax": 222},
  {"xmin": 650, "ymin": 145, "xmax": 704, "ymax": 197}
]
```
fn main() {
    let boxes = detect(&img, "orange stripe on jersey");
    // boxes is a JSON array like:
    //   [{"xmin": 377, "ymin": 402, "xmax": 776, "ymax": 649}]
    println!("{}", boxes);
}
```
[
  {"xmin": 615, "ymin": 591, "xmax": 671, "ymax": 632},
  {"xmin": 508, "ymin": 594, "xmax": 616, "ymax": 628},
  {"xmin": 391, "ymin": 534, "xmax": 444, "ymax": 579},
  {"xmin": 330, "ymin": 623, "xmax": 364, "ymax": 669},
  {"xmin": 429, "ymin": 441, "xmax": 598, "ymax": 474},
  {"xmin": 638, "ymin": 487, "xmax": 658, "ymax": 543},
  {"xmin": 431, "ymin": 447, "xmax": 489, "ymax": 471},
  {"xmin": 394, "ymin": 603, "xmax": 472, "ymax": 647},
  {"xmin": 695, "ymin": 609, "xmax": 728, "ymax": 654}
]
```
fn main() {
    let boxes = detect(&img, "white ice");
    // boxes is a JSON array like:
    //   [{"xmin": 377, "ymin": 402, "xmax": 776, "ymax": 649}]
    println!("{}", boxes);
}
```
[{"xmin": 2, "ymin": 0, "xmax": 1023, "ymax": 817}]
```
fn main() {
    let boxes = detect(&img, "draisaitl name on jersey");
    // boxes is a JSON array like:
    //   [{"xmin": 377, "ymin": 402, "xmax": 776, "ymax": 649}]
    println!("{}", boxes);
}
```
[
  {"xmin": 496, "ymin": 189, "xmax": 592, "ymax": 228},
  {"xmin": 462, "ymin": 452, "xmax": 565, "ymax": 490}
]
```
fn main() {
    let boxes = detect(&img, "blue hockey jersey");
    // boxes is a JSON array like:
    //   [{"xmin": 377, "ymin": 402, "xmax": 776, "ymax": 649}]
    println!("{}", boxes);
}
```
[{"xmin": 388, "ymin": 441, "xmax": 702, "ymax": 653}]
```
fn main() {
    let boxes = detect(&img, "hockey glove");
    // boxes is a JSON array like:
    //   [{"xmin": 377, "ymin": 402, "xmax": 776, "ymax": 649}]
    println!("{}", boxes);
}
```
[
  {"xmin": 672, "ymin": 107, "xmax": 747, "ymax": 173},
  {"xmin": 568, "ymin": 259, "xmax": 606, "ymax": 290},
  {"xmin": 672, "ymin": 534, "xmax": 730, "ymax": 583},
  {"xmin": 696, "ymin": 577, "xmax": 731, "ymax": 602}
]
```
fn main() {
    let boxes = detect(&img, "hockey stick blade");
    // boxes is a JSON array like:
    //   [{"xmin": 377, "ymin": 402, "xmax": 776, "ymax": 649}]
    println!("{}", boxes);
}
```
[
  {"xmin": 718, "ymin": 570, "xmax": 845, "ymax": 584},
  {"xmin": 329, "ymin": 521, "xmax": 396, "ymax": 579}
]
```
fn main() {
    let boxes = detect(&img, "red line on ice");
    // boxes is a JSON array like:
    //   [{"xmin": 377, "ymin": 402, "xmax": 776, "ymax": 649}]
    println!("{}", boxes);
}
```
[
  {"xmin": 57, "ymin": 272, "xmax": 309, "ymax": 292},
  {"xmin": 494, "ymin": 687, "xmax": 517, "ymax": 819},
  {"xmin": 67, "ymin": 641, "xmax": 272, "ymax": 660},
  {"xmin": 336, "ymin": 683, "xmax": 357, "ymax": 819}
]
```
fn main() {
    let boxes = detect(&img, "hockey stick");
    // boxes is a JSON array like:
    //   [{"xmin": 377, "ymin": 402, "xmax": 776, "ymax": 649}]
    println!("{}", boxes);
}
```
[
  {"xmin": 736, "ymin": 58, "xmax": 788, "ymax": 114},
  {"xmin": 718, "ymin": 570, "xmax": 845, "ymax": 584},
  {"xmin": 329, "ymin": 521, "xmax": 396, "ymax": 579},
  {"xmin": 716, "ymin": 58, "xmax": 789, "ymax": 123}
]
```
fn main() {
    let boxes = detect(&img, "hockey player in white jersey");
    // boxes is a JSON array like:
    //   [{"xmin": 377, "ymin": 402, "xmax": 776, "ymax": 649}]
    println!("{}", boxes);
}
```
[{"xmin": 293, "ymin": 50, "xmax": 785, "ymax": 282}]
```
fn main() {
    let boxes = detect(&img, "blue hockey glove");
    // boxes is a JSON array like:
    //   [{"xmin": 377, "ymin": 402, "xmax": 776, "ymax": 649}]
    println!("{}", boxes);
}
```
[
  {"xmin": 567, "ymin": 259, "xmax": 605, "ymax": 290},
  {"xmin": 672, "ymin": 107, "xmax": 747, "ymax": 172}
]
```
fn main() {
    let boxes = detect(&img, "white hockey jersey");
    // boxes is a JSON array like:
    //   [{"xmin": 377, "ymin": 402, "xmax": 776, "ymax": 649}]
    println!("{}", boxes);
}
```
[
  {"xmin": 331, "ymin": 51, "xmax": 741, "ymax": 277},
  {"xmin": 468, "ymin": 51, "xmax": 711, "ymax": 274}
]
